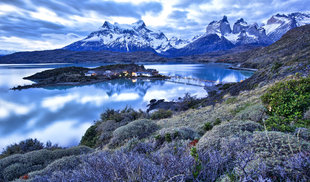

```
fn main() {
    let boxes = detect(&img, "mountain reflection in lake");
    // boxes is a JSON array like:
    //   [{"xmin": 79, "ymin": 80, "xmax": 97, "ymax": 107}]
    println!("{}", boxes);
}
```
[{"xmin": 0, "ymin": 63, "xmax": 253, "ymax": 150}]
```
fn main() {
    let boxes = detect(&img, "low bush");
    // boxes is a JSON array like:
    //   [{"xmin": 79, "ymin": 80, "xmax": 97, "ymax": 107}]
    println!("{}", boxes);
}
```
[
  {"xmin": 109, "ymin": 119, "xmax": 159, "ymax": 148},
  {"xmin": 234, "ymin": 103, "xmax": 267, "ymax": 123},
  {"xmin": 214, "ymin": 118, "xmax": 221, "ymax": 125},
  {"xmin": 30, "ymin": 142, "xmax": 194, "ymax": 182},
  {"xmin": 155, "ymin": 127, "xmax": 200, "ymax": 145},
  {"xmin": 150, "ymin": 109, "xmax": 172, "ymax": 120},
  {"xmin": 80, "ymin": 125, "xmax": 98, "ymax": 148},
  {"xmin": 0, "ymin": 138, "xmax": 61, "ymax": 159},
  {"xmin": 80, "ymin": 107, "xmax": 147, "ymax": 148},
  {"xmin": 0, "ymin": 146, "xmax": 93, "ymax": 181},
  {"xmin": 203, "ymin": 122, "xmax": 213, "ymax": 131},
  {"xmin": 261, "ymin": 77, "xmax": 310, "ymax": 131},
  {"xmin": 17, "ymin": 136, "xmax": 310, "ymax": 182},
  {"xmin": 225, "ymin": 97, "xmax": 237, "ymax": 104},
  {"xmin": 271, "ymin": 62, "xmax": 283, "ymax": 71},
  {"xmin": 100, "ymin": 107, "xmax": 145, "ymax": 122}
]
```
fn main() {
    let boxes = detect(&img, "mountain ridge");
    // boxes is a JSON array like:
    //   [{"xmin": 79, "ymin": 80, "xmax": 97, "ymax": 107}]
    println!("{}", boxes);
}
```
[{"xmin": 63, "ymin": 12, "xmax": 310, "ymax": 57}]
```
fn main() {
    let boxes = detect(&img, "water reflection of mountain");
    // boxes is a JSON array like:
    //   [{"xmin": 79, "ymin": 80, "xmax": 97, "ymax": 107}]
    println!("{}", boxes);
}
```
[
  {"xmin": 93, "ymin": 79, "xmax": 166, "ymax": 97},
  {"xmin": 150, "ymin": 64, "xmax": 253, "ymax": 83}
]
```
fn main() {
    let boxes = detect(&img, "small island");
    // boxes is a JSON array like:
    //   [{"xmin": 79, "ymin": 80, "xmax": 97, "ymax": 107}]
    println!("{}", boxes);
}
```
[{"xmin": 12, "ymin": 64, "xmax": 168, "ymax": 90}]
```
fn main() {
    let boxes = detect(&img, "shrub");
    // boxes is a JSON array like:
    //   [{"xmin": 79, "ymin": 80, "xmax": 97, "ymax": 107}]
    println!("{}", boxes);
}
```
[
  {"xmin": 214, "ymin": 118, "xmax": 221, "ymax": 125},
  {"xmin": 30, "ymin": 142, "xmax": 194, "ymax": 182},
  {"xmin": 0, "ymin": 146, "xmax": 93, "ymax": 181},
  {"xmin": 109, "ymin": 119, "xmax": 159, "ymax": 147},
  {"xmin": 80, "ymin": 107, "xmax": 147, "ymax": 148},
  {"xmin": 156, "ymin": 127, "xmax": 200, "ymax": 145},
  {"xmin": 203, "ymin": 122, "xmax": 213, "ymax": 131},
  {"xmin": 225, "ymin": 97, "xmax": 237, "ymax": 104},
  {"xmin": 234, "ymin": 103, "xmax": 267, "ymax": 123},
  {"xmin": 271, "ymin": 62, "xmax": 283, "ymax": 71},
  {"xmin": 165, "ymin": 133, "xmax": 172, "ymax": 142},
  {"xmin": 100, "ymin": 107, "xmax": 145, "ymax": 122},
  {"xmin": 150, "ymin": 109, "xmax": 173, "ymax": 120},
  {"xmin": 198, "ymin": 121, "xmax": 263, "ymax": 151},
  {"xmin": 0, "ymin": 138, "xmax": 61, "ymax": 159},
  {"xmin": 231, "ymin": 102, "xmax": 252, "ymax": 115},
  {"xmin": 220, "ymin": 83, "xmax": 236, "ymax": 90},
  {"xmin": 261, "ymin": 77, "xmax": 310, "ymax": 131},
  {"xmin": 80, "ymin": 125, "xmax": 98, "ymax": 148}
]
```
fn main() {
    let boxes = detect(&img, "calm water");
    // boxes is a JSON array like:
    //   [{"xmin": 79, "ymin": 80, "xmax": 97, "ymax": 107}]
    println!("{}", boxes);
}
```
[{"xmin": 0, "ymin": 63, "xmax": 253, "ymax": 150}]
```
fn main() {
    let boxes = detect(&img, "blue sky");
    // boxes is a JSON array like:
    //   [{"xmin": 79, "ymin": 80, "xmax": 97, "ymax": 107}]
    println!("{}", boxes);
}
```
[{"xmin": 0, "ymin": 0, "xmax": 308, "ymax": 51}]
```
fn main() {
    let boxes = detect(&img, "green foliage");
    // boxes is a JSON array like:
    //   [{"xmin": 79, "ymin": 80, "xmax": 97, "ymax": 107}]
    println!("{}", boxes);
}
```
[
  {"xmin": 150, "ymin": 109, "xmax": 172, "ymax": 120},
  {"xmin": 190, "ymin": 147, "xmax": 202, "ymax": 179},
  {"xmin": 225, "ymin": 97, "xmax": 238, "ymax": 104},
  {"xmin": 100, "ymin": 107, "xmax": 144, "ymax": 122},
  {"xmin": 261, "ymin": 77, "xmax": 310, "ymax": 131},
  {"xmin": 220, "ymin": 83, "xmax": 237, "ymax": 90},
  {"xmin": 81, "ymin": 107, "xmax": 146, "ymax": 148},
  {"xmin": 80, "ymin": 125, "xmax": 98, "ymax": 148},
  {"xmin": 165, "ymin": 133, "xmax": 172, "ymax": 143},
  {"xmin": 271, "ymin": 62, "xmax": 283, "ymax": 71},
  {"xmin": 214, "ymin": 118, "xmax": 221, "ymax": 125},
  {"xmin": 203, "ymin": 122, "xmax": 213, "ymax": 131},
  {"xmin": 231, "ymin": 102, "xmax": 252, "ymax": 115}
]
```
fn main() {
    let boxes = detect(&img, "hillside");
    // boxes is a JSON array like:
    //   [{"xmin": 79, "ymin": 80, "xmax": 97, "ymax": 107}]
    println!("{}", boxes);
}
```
[
  {"xmin": 214, "ymin": 24, "xmax": 310, "ymax": 97},
  {"xmin": 0, "ymin": 26, "xmax": 309, "ymax": 182}
]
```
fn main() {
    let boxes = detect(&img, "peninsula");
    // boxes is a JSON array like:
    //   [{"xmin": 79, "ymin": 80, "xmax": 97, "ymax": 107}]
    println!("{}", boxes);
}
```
[{"xmin": 12, "ymin": 64, "xmax": 168, "ymax": 90}]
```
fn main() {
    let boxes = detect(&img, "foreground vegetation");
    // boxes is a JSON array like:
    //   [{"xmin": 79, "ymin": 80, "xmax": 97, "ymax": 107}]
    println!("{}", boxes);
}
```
[
  {"xmin": 1, "ymin": 75, "xmax": 309, "ymax": 182},
  {"xmin": 1, "ymin": 25, "xmax": 310, "ymax": 182}
]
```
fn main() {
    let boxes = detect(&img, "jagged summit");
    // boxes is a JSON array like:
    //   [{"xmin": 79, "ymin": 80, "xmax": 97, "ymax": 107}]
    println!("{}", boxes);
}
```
[
  {"xmin": 64, "ymin": 20, "xmax": 173, "ymax": 53},
  {"xmin": 206, "ymin": 15, "xmax": 232, "ymax": 36},
  {"xmin": 263, "ymin": 12, "xmax": 310, "ymax": 42},
  {"xmin": 63, "ymin": 12, "xmax": 310, "ymax": 57}
]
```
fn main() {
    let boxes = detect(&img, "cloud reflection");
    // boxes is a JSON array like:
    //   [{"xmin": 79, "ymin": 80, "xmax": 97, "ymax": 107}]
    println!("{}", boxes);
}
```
[{"xmin": 0, "ymin": 99, "xmax": 34, "ymax": 119}]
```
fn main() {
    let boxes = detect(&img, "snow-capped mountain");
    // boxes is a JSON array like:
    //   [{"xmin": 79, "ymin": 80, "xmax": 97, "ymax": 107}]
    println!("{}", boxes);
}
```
[
  {"xmin": 64, "ymin": 20, "xmax": 172, "ymax": 53},
  {"xmin": 263, "ymin": 12, "xmax": 310, "ymax": 42},
  {"xmin": 63, "ymin": 12, "xmax": 310, "ymax": 57},
  {"xmin": 205, "ymin": 16, "xmax": 271, "ymax": 46},
  {"xmin": 206, "ymin": 16, "xmax": 232, "ymax": 36},
  {"xmin": 168, "ymin": 36, "xmax": 190, "ymax": 49}
]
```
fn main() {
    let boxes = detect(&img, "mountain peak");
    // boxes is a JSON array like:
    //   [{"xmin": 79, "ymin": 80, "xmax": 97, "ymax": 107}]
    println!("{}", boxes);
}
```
[
  {"xmin": 206, "ymin": 15, "xmax": 231, "ymax": 36},
  {"xmin": 102, "ymin": 21, "xmax": 113, "ymax": 29},
  {"xmin": 133, "ymin": 20, "xmax": 146, "ymax": 28},
  {"xmin": 222, "ymin": 15, "xmax": 228, "ymax": 22}
]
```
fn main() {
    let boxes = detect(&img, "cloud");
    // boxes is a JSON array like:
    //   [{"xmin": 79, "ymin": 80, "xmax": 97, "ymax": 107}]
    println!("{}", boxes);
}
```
[
  {"xmin": 168, "ymin": 10, "xmax": 188, "ymax": 19},
  {"xmin": 0, "ymin": 0, "xmax": 309, "ymax": 50}
]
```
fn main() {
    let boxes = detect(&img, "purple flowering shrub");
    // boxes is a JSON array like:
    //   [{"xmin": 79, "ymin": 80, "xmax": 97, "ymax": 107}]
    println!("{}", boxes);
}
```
[{"xmin": 26, "ymin": 139, "xmax": 310, "ymax": 182}]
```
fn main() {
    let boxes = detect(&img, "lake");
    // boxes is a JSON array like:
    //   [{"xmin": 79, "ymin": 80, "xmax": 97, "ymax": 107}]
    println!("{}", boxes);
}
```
[{"xmin": 0, "ymin": 63, "xmax": 253, "ymax": 150}]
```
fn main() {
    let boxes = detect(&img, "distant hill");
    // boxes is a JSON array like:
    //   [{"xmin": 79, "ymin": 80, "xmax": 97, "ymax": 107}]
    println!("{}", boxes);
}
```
[{"xmin": 0, "ymin": 49, "xmax": 171, "ymax": 64}]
